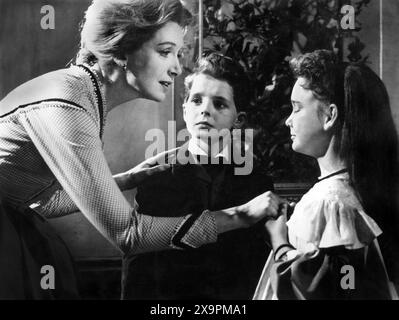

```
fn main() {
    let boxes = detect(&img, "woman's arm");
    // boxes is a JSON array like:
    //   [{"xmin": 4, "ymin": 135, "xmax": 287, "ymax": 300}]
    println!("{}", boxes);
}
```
[
  {"xmin": 20, "ymin": 103, "xmax": 280, "ymax": 254},
  {"xmin": 32, "ymin": 188, "xmax": 80, "ymax": 218}
]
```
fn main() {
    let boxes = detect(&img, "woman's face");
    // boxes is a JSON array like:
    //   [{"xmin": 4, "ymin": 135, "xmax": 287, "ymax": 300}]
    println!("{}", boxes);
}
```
[{"xmin": 126, "ymin": 22, "xmax": 184, "ymax": 102}]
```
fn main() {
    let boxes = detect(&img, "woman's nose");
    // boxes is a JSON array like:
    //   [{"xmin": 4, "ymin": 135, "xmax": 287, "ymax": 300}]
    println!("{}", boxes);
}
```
[{"xmin": 169, "ymin": 56, "xmax": 182, "ymax": 78}]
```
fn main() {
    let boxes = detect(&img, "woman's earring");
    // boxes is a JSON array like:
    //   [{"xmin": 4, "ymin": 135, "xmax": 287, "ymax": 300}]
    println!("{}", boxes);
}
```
[{"xmin": 122, "ymin": 63, "xmax": 127, "ymax": 72}]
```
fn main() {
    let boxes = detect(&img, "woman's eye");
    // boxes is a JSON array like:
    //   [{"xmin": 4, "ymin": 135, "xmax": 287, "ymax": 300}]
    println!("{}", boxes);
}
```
[{"xmin": 159, "ymin": 50, "xmax": 171, "ymax": 57}]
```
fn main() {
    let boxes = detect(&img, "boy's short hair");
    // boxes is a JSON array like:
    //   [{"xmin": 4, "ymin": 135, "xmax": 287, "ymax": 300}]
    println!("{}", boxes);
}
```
[{"xmin": 184, "ymin": 51, "xmax": 252, "ymax": 111}]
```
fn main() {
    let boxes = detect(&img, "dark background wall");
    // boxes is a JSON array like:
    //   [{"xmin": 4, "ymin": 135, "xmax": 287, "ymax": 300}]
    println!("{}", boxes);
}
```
[{"xmin": 1, "ymin": 0, "xmax": 398, "ymax": 260}]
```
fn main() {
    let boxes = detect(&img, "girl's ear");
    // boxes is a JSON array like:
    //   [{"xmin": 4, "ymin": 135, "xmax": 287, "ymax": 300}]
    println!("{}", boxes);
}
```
[
  {"xmin": 324, "ymin": 103, "xmax": 338, "ymax": 130},
  {"xmin": 233, "ymin": 111, "xmax": 247, "ymax": 129}
]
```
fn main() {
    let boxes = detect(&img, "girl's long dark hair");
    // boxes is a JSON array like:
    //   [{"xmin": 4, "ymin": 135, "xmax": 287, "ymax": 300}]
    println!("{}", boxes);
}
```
[{"xmin": 341, "ymin": 64, "xmax": 399, "ymax": 283}]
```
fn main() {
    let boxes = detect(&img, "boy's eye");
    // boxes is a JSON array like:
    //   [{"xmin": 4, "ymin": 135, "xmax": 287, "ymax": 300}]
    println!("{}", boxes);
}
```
[
  {"xmin": 214, "ymin": 100, "xmax": 227, "ymax": 109},
  {"xmin": 191, "ymin": 96, "xmax": 202, "ymax": 104}
]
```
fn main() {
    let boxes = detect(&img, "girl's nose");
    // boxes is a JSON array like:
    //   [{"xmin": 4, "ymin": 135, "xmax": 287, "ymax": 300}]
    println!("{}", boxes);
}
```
[{"xmin": 285, "ymin": 113, "xmax": 293, "ymax": 127}]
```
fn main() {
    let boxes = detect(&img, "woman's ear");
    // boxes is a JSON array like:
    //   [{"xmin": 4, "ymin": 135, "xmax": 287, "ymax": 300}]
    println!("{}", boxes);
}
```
[
  {"xmin": 113, "ymin": 57, "xmax": 128, "ymax": 70},
  {"xmin": 323, "ymin": 103, "xmax": 338, "ymax": 130},
  {"xmin": 233, "ymin": 111, "xmax": 247, "ymax": 129}
]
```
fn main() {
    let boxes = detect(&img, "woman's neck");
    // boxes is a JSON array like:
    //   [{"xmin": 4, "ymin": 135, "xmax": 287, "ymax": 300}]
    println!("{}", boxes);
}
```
[{"xmin": 91, "ymin": 63, "xmax": 141, "ymax": 111}]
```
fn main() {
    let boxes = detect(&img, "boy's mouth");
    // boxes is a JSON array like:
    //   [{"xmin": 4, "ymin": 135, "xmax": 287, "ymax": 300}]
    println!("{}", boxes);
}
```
[{"xmin": 196, "ymin": 121, "xmax": 213, "ymax": 128}]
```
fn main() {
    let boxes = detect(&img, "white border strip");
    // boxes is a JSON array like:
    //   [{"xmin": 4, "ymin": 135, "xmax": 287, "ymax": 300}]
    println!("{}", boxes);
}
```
[
  {"xmin": 199, "ymin": 0, "xmax": 203, "ymax": 58},
  {"xmin": 379, "ymin": 0, "xmax": 383, "ymax": 79}
]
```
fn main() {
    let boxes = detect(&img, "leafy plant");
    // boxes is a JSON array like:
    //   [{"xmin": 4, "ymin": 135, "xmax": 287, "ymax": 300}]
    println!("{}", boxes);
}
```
[{"xmin": 202, "ymin": 0, "xmax": 370, "ymax": 182}]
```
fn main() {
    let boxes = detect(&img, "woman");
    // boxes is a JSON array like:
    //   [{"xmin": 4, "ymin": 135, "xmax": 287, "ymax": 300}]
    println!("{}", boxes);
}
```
[{"xmin": 0, "ymin": 0, "xmax": 282, "ymax": 299}]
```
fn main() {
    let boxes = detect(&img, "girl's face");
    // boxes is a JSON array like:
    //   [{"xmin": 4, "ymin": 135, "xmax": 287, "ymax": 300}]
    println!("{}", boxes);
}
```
[
  {"xmin": 126, "ymin": 22, "xmax": 184, "ymax": 102},
  {"xmin": 286, "ymin": 77, "xmax": 330, "ymax": 158},
  {"xmin": 183, "ymin": 73, "xmax": 238, "ymax": 142}
]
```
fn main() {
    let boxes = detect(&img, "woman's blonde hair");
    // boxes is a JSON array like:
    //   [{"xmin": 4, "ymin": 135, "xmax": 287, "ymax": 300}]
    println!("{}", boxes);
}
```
[{"xmin": 76, "ymin": 0, "xmax": 192, "ymax": 65}]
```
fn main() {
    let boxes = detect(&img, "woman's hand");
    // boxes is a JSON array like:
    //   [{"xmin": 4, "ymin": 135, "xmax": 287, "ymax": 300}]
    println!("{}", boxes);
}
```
[
  {"xmin": 236, "ymin": 191, "xmax": 287, "ymax": 227},
  {"xmin": 212, "ymin": 191, "xmax": 287, "ymax": 234},
  {"xmin": 114, "ymin": 149, "xmax": 177, "ymax": 191}
]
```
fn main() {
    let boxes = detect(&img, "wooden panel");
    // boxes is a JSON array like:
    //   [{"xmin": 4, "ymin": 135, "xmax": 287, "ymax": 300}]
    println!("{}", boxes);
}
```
[{"xmin": 357, "ymin": 0, "xmax": 399, "ymax": 133}]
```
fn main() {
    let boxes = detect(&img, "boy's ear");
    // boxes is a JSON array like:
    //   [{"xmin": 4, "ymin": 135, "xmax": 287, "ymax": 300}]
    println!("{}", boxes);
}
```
[
  {"xmin": 182, "ymin": 102, "xmax": 187, "ymax": 119},
  {"xmin": 233, "ymin": 112, "xmax": 247, "ymax": 129},
  {"xmin": 323, "ymin": 103, "xmax": 338, "ymax": 130}
]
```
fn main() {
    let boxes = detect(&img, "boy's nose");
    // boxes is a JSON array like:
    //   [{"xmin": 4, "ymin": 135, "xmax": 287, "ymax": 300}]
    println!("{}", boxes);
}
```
[{"xmin": 200, "ymin": 99, "xmax": 213, "ymax": 115}]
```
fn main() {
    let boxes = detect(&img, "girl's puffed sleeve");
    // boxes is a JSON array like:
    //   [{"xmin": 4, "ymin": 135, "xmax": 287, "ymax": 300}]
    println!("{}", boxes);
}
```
[
  {"xmin": 19, "ymin": 103, "xmax": 217, "ymax": 254},
  {"xmin": 268, "ymin": 197, "xmax": 389, "ymax": 299}
]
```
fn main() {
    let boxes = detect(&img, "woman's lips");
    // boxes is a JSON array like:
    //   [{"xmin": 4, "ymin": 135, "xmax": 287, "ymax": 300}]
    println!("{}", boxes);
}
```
[{"xmin": 159, "ymin": 81, "xmax": 172, "ymax": 91}]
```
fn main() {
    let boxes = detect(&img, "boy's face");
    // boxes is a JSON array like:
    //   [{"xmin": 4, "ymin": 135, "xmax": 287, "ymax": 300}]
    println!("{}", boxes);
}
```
[{"xmin": 183, "ymin": 73, "xmax": 238, "ymax": 141}]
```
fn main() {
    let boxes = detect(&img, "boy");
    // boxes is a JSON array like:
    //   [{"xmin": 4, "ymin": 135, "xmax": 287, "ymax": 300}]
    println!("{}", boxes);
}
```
[{"xmin": 122, "ymin": 52, "xmax": 273, "ymax": 299}]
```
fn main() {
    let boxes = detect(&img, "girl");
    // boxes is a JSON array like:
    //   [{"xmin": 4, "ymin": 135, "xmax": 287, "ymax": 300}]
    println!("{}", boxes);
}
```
[{"xmin": 255, "ymin": 49, "xmax": 399, "ymax": 300}]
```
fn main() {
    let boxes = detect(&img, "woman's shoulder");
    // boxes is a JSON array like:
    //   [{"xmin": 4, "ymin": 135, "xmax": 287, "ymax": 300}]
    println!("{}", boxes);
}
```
[
  {"xmin": 0, "ymin": 65, "xmax": 97, "ymax": 117},
  {"xmin": 287, "ymin": 174, "xmax": 382, "ymax": 251}
]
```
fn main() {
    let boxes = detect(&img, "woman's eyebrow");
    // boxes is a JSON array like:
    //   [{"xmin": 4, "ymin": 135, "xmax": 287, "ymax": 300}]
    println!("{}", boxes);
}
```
[{"xmin": 157, "ymin": 42, "xmax": 177, "ymax": 47}]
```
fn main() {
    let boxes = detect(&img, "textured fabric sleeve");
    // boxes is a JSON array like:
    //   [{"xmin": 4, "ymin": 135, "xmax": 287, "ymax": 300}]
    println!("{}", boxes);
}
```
[
  {"xmin": 32, "ymin": 188, "xmax": 80, "ymax": 218},
  {"xmin": 19, "ymin": 103, "xmax": 218, "ymax": 254}
]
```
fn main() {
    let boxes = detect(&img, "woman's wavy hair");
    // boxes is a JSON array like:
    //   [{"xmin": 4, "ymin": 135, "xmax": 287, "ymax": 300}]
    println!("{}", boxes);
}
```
[
  {"xmin": 291, "ymin": 49, "xmax": 399, "ymax": 281},
  {"xmin": 76, "ymin": 0, "xmax": 192, "ymax": 65}
]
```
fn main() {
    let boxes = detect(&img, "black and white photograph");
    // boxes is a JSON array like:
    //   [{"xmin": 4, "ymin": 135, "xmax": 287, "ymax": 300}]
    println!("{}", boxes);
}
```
[{"xmin": 0, "ymin": 0, "xmax": 398, "ymax": 309}]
